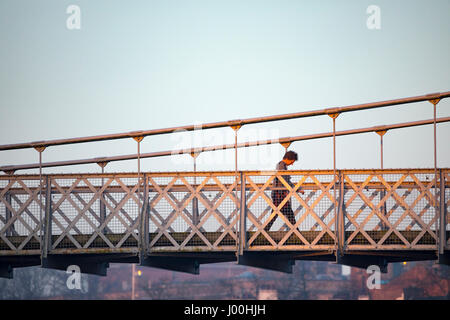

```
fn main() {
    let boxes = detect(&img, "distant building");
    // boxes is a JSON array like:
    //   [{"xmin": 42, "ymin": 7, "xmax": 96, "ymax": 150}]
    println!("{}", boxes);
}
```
[
  {"xmin": 369, "ymin": 264, "xmax": 449, "ymax": 300},
  {"xmin": 258, "ymin": 289, "xmax": 278, "ymax": 300}
]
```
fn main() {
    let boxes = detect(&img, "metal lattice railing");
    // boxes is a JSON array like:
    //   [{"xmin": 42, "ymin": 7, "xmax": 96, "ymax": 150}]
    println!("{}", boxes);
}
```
[
  {"xmin": 0, "ymin": 169, "xmax": 448, "ymax": 256},
  {"xmin": 342, "ymin": 171, "xmax": 438, "ymax": 249},
  {"xmin": 244, "ymin": 171, "xmax": 338, "ymax": 250},
  {"xmin": 444, "ymin": 170, "xmax": 450, "ymax": 248},
  {"xmin": 147, "ymin": 173, "xmax": 239, "ymax": 251}
]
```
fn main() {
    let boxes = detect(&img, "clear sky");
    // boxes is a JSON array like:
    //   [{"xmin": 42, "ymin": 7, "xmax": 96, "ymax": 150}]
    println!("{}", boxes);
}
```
[{"xmin": 0, "ymin": 0, "xmax": 449, "ymax": 174}]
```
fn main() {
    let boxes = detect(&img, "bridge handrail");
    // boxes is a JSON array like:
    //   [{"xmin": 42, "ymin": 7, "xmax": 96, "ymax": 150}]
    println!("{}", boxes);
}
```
[
  {"xmin": 0, "ymin": 91, "xmax": 448, "ymax": 152},
  {"xmin": 1, "ymin": 116, "xmax": 449, "ymax": 173}
]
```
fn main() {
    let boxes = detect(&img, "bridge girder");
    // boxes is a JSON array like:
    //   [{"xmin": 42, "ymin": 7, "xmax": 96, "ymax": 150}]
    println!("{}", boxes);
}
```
[
  {"xmin": 237, "ymin": 252, "xmax": 295, "ymax": 273},
  {"xmin": 0, "ymin": 250, "xmax": 448, "ymax": 279},
  {"xmin": 0, "ymin": 255, "xmax": 41, "ymax": 279},
  {"xmin": 139, "ymin": 252, "xmax": 236, "ymax": 275}
]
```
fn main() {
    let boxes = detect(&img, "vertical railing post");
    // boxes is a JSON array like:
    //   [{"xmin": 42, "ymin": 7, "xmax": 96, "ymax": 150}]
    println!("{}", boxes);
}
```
[
  {"xmin": 239, "ymin": 171, "xmax": 247, "ymax": 256},
  {"xmin": 230, "ymin": 124, "xmax": 242, "ymax": 173},
  {"xmin": 376, "ymin": 129, "xmax": 388, "ymax": 230},
  {"xmin": 133, "ymin": 135, "xmax": 144, "ymax": 199},
  {"xmin": 132, "ymin": 135, "xmax": 144, "ymax": 300},
  {"xmin": 439, "ymin": 169, "xmax": 447, "ymax": 256},
  {"xmin": 328, "ymin": 112, "xmax": 340, "ymax": 255},
  {"xmin": 5, "ymin": 191, "xmax": 12, "ymax": 237},
  {"xmin": 230, "ymin": 122, "xmax": 242, "ymax": 237},
  {"xmin": 97, "ymin": 161, "xmax": 109, "ymax": 234},
  {"xmin": 139, "ymin": 174, "xmax": 149, "ymax": 263},
  {"xmin": 4, "ymin": 175, "xmax": 17, "ymax": 237},
  {"xmin": 33, "ymin": 145, "xmax": 46, "ymax": 251},
  {"xmin": 41, "ymin": 176, "xmax": 52, "ymax": 259},
  {"xmin": 336, "ymin": 171, "xmax": 345, "ymax": 259},
  {"xmin": 230, "ymin": 123, "xmax": 242, "ymax": 222},
  {"xmin": 375, "ymin": 129, "xmax": 388, "ymax": 170},
  {"xmin": 428, "ymin": 98, "xmax": 440, "ymax": 243},
  {"xmin": 190, "ymin": 152, "xmax": 200, "ymax": 227}
]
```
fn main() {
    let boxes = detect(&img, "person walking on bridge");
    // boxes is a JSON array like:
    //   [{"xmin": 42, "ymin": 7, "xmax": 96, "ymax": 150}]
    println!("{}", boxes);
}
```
[{"xmin": 264, "ymin": 150, "xmax": 304, "ymax": 232}]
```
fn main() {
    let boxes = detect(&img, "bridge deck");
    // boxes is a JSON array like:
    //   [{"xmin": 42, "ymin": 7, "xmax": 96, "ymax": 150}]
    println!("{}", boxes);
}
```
[{"xmin": 1, "ymin": 230, "xmax": 445, "ymax": 253}]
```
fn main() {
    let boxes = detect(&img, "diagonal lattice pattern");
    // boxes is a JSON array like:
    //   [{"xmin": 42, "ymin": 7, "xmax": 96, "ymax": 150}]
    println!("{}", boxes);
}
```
[{"xmin": 0, "ymin": 169, "xmax": 447, "ymax": 255}]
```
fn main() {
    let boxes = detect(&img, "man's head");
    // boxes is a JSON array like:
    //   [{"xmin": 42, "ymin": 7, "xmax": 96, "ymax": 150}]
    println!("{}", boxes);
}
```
[{"xmin": 282, "ymin": 150, "xmax": 298, "ymax": 166}]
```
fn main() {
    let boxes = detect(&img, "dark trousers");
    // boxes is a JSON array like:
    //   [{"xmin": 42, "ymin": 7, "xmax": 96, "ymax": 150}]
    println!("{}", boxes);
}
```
[{"xmin": 264, "ymin": 190, "xmax": 296, "ymax": 232}]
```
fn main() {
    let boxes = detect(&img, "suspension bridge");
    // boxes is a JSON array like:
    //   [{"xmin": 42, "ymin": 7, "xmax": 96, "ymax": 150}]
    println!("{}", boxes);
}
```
[{"xmin": 0, "ymin": 92, "xmax": 449, "ymax": 279}]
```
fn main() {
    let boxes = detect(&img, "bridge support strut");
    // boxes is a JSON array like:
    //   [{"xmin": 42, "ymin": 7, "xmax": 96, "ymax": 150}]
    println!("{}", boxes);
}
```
[
  {"xmin": 41, "ymin": 255, "xmax": 110, "ymax": 276},
  {"xmin": 237, "ymin": 252, "xmax": 294, "ymax": 273}
]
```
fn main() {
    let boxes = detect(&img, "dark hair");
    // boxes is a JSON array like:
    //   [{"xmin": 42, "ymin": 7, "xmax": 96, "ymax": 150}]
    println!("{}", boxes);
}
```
[{"xmin": 283, "ymin": 150, "xmax": 298, "ymax": 161}]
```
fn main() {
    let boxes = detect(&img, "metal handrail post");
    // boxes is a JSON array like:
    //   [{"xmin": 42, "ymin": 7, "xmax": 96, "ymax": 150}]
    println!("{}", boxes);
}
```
[
  {"xmin": 34, "ymin": 146, "xmax": 46, "ymax": 251},
  {"xmin": 439, "ymin": 170, "xmax": 447, "ymax": 255},
  {"xmin": 5, "ymin": 191, "xmax": 12, "ymax": 237},
  {"xmin": 190, "ymin": 152, "xmax": 200, "ymax": 226},
  {"xmin": 239, "ymin": 171, "xmax": 247, "ymax": 256},
  {"xmin": 97, "ymin": 162, "xmax": 108, "ymax": 234},
  {"xmin": 428, "ymin": 98, "xmax": 440, "ymax": 248},
  {"xmin": 231, "ymin": 124, "xmax": 242, "ymax": 236},
  {"xmin": 139, "ymin": 174, "xmax": 149, "ymax": 262},
  {"xmin": 41, "ymin": 176, "xmax": 52, "ymax": 259},
  {"xmin": 335, "ymin": 171, "xmax": 345, "ymax": 258},
  {"xmin": 376, "ymin": 130, "xmax": 388, "ymax": 230},
  {"xmin": 328, "ymin": 113, "xmax": 339, "ymax": 253}
]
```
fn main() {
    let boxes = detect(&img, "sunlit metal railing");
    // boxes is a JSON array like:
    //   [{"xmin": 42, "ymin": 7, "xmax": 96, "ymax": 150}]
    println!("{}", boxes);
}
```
[{"xmin": 1, "ymin": 169, "xmax": 448, "ymax": 256}]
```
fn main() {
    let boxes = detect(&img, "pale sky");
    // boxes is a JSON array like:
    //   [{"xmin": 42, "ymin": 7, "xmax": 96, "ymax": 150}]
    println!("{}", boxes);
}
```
[{"xmin": 0, "ymin": 0, "xmax": 449, "ymax": 174}]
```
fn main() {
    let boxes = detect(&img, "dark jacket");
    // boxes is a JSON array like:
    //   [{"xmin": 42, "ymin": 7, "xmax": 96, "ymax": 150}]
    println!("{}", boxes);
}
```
[{"xmin": 272, "ymin": 160, "xmax": 294, "ymax": 189}]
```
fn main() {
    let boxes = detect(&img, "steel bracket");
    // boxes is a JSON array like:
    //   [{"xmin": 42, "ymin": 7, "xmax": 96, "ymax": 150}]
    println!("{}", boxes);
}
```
[
  {"xmin": 375, "ymin": 129, "xmax": 388, "ymax": 137},
  {"xmin": 229, "ymin": 120, "xmax": 243, "ymax": 131},
  {"xmin": 280, "ymin": 141, "xmax": 291, "ymax": 150},
  {"xmin": 327, "ymin": 112, "xmax": 340, "ymax": 119},
  {"xmin": 428, "ymin": 99, "xmax": 441, "ymax": 106},
  {"xmin": 34, "ymin": 146, "xmax": 46, "ymax": 153},
  {"xmin": 133, "ymin": 136, "xmax": 144, "ymax": 143},
  {"xmin": 190, "ymin": 151, "xmax": 201, "ymax": 159},
  {"xmin": 96, "ymin": 159, "xmax": 109, "ymax": 169}
]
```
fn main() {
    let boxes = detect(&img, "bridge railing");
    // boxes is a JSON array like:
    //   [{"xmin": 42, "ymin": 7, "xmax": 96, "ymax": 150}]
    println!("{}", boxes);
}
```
[
  {"xmin": 0, "ymin": 169, "xmax": 448, "ymax": 256},
  {"xmin": 0, "ymin": 176, "xmax": 44, "ymax": 252},
  {"xmin": 444, "ymin": 170, "xmax": 450, "ymax": 251},
  {"xmin": 340, "ymin": 170, "xmax": 439, "ymax": 250},
  {"xmin": 241, "ymin": 169, "xmax": 448, "ymax": 251},
  {"xmin": 243, "ymin": 171, "xmax": 338, "ymax": 250},
  {"xmin": 146, "ymin": 173, "xmax": 239, "ymax": 252}
]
